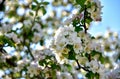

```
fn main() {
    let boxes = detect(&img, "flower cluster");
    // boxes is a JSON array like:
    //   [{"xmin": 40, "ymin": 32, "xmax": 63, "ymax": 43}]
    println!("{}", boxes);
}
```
[
  {"xmin": 106, "ymin": 67, "xmax": 120, "ymax": 79},
  {"xmin": 0, "ymin": 23, "xmax": 13, "ymax": 34},
  {"xmin": 23, "ymin": 20, "xmax": 43, "ymax": 43},
  {"xmin": 50, "ymin": 24, "xmax": 106, "ymax": 78},
  {"xmin": 86, "ymin": 0, "xmax": 103, "ymax": 21},
  {"xmin": 56, "ymin": 71, "xmax": 73, "ymax": 79},
  {"xmin": 5, "ymin": 32, "xmax": 20, "ymax": 44},
  {"xmin": 51, "ymin": 24, "xmax": 103, "ymax": 61},
  {"xmin": 27, "ymin": 61, "xmax": 42, "ymax": 77},
  {"xmin": 63, "ymin": 0, "xmax": 103, "ymax": 26},
  {"xmin": 31, "ymin": 23, "xmax": 43, "ymax": 43},
  {"xmin": 32, "ymin": 47, "xmax": 54, "ymax": 61},
  {"xmin": 86, "ymin": 59, "xmax": 106, "ymax": 78},
  {"xmin": 51, "ymin": 24, "xmax": 82, "ymax": 53}
]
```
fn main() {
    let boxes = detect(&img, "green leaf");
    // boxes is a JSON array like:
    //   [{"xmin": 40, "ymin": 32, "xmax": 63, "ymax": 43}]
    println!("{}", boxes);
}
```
[
  {"xmin": 40, "ymin": 6, "xmax": 46, "ymax": 15},
  {"xmin": 41, "ymin": 2, "xmax": 49, "ymax": 5},
  {"xmin": 66, "ymin": 45, "xmax": 76, "ymax": 60},
  {"xmin": 0, "ymin": 35, "xmax": 15, "ymax": 47},
  {"xmin": 85, "ymin": 71, "xmax": 95, "ymax": 79},
  {"xmin": 64, "ymin": 64, "xmax": 72, "ymax": 72},
  {"xmin": 72, "ymin": 19, "xmax": 80, "ymax": 27},
  {"xmin": 91, "ymin": 50, "xmax": 97, "ymax": 56},
  {"xmin": 86, "ymin": 71, "xmax": 100, "ymax": 79},
  {"xmin": 75, "ymin": 26, "xmax": 83, "ymax": 32},
  {"xmin": 31, "ymin": 4, "xmax": 37, "ymax": 11},
  {"xmin": 39, "ymin": 59, "xmax": 46, "ymax": 66},
  {"xmin": 51, "ymin": 64, "xmax": 60, "ymax": 70},
  {"xmin": 68, "ymin": 50, "xmax": 75, "ymax": 60},
  {"xmin": 91, "ymin": 50, "xmax": 105, "ymax": 63},
  {"xmin": 86, "ymin": 16, "xmax": 92, "ymax": 25},
  {"xmin": 29, "ymin": 11, "xmax": 34, "ymax": 16},
  {"xmin": 76, "ymin": 0, "xmax": 86, "ymax": 7},
  {"xmin": 95, "ymin": 73, "xmax": 100, "ymax": 79},
  {"xmin": 99, "ymin": 53, "xmax": 105, "ymax": 63},
  {"xmin": 91, "ymin": 36, "xmax": 95, "ymax": 39}
]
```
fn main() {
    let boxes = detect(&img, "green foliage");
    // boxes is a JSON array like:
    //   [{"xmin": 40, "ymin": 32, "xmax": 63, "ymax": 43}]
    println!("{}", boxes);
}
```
[
  {"xmin": 40, "ymin": 6, "xmax": 47, "ymax": 15},
  {"xmin": 29, "ymin": 11, "xmax": 34, "ymax": 16},
  {"xmin": 75, "ymin": 26, "xmax": 83, "ymax": 32},
  {"xmin": 0, "ymin": 35, "xmax": 15, "ymax": 47},
  {"xmin": 86, "ymin": 71, "xmax": 100, "ymax": 79},
  {"xmin": 64, "ymin": 63, "xmax": 72, "ymax": 72},
  {"xmin": 91, "ymin": 50, "xmax": 105, "ymax": 63},
  {"xmin": 66, "ymin": 45, "xmax": 76, "ymax": 60},
  {"xmin": 76, "ymin": 0, "xmax": 86, "ymax": 7},
  {"xmin": 72, "ymin": 18, "xmax": 83, "ymax": 32},
  {"xmin": 41, "ymin": 2, "xmax": 49, "ymax": 5},
  {"xmin": 31, "ymin": 4, "xmax": 38, "ymax": 11}
]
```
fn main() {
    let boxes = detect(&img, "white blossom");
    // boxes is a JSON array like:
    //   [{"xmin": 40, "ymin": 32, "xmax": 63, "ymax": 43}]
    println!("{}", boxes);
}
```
[
  {"xmin": 5, "ymin": 32, "xmax": 20, "ymax": 43},
  {"xmin": 27, "ymin": 61, "xmax": 41, "ymax": 77},
  {"xmin": 32, "ymin": 23, "xmax": 43, "ymax": 43},
  {"xmin": 106, "ymin": 67, "xmax": 120, "ymax": 79},
  {"xmin": 57, "ymin": 71, "xmax": 73, "ymax": 79},
  {"xmin": 0, "ymin": 23, "xmax": 13, "ymax": 33},
  {"xmin": 32, "ymin": 48, "xmax": 54, "ymax": 61},
  {"xmin": 2, "ymin": 75, "xmax": 12, "ymax": 79},
  {"xmin": 15, "ymin": 58, "xmax": 30, "ymax": 72},
  {"xmin": 86, "ymin": 59, "xmax": 106, "ymax": 78},
  {"xmin": 86, "ymin": 0, "xmax": 103, "ymax": 21}
]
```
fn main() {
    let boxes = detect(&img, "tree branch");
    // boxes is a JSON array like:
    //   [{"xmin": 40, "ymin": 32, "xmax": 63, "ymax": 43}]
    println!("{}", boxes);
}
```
[
  {"xmin": 27, "ymin": 45, "xmax": 35, "ymax": 60},
  {"xmin": 75, "ymin": 59, "xmax": 90, "ymax": 72},
  {"xmin": 83, "ymin": 5, "xmax": 88, "ymax": 33}
]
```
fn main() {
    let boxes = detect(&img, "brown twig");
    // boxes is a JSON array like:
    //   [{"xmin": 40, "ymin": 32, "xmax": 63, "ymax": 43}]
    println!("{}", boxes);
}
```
[
  {"xmin": 83, "ymin": 5, "xmax": 88, "ymax": 33},
  {"xmin": 75, "ymin": 59, "xmax": 90, "ymax": 72}
]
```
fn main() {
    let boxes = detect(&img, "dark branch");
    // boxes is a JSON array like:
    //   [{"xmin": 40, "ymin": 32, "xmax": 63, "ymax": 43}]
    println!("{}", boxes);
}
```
[
  {"xmin": 27, "ymin": 45, "xmax": 35, "ymax": 60},
  {"xmin": 83, "ymin": 5, "xmax": 88, "ymax": 33},
  {"xmin": 75, "ymin": 59, "xmax": 90, "ymax": 72}
]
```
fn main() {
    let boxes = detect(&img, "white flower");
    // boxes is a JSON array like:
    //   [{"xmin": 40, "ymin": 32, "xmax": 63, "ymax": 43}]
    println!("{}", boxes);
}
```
[
  {"xmin": 32, "ymin": 23, "xmax": 42, "ymax": 32},
  {"xmin": 56, "ymin": 71, "xmax": 62, "ymax": 79},
  {"xmin": 89, "ymin": 59, "xmax": 99, "ymax": 73},
  {"xmin": 91, "ymin": 10, "xmax": 102, "ymax": 21},
  {"xmin": 32, "ymin": 32, "xmax": 42, "ymax": 43},
  {"xmin": 61, "ymin": 47, "xmax": 70, "ymax": 54},
  {"xmin": 86, "ymin": 59, "xmax": 106, "ymax": 79},
  {"xmin": 5, "ymin": 32, "xmax": 20, "ymax": 43},
  {"xmin": 57, "ymin": 72, "xmax": 73, "ymax": 79},
  {"xmin": 2, "ymin": 75, "xmax": 12, "ymax": 79},
  {"xmin": 31, "ymin": 23, "xmax": 43, "ymax": 43},
  {"xmin": 27, "ymin": 61, "xmax": 41, "ymax": 77},
  {"xmin": 73, "ymin": 43, "xmax": 83, "ymax": 54},
  {"xmin": 63, "ymin": 14, "xmax": 77, "ymax": 25},
  {"xmin": 86, "ymin": 0, "xmax": 103, "ymax": 21},
  {"xmin": 32, "ymin": 50, "xmax": 45, "ymax": 60},
  {"xmin": 32, "ymin": 48, "xmax": 54, "ymax": 61},
  {"xmin": 106, "ymin": 67, "xmax": 120, "ymax": 79},
  {"xmin": 62, "ymin": 72, "xmax": 73, "ymax": 79},
  {"xmin": 23, "ymin": 20, "xmax": 32, "ymax": 27},
  {"xmin": 0, "ymin": 23, "xmax": 13, "ymax": 33},
  {"xmin": 15, "ymin": 58, "xmax": 30, "ymax": 72}
]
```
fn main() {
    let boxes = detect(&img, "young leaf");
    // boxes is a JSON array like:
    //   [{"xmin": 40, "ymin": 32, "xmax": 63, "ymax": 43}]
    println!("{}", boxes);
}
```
[
  {"xmin": 0, "ymin": 35, "xmax": 15, "ymax": 47},
  {"xmin": 75, "ymin": 26, "xmax": 83, "ymax": 32},
  {"xmin": 76, "ymin": 0, "xmax": 86, "ymax": 7},
  {"xmin": 40, "ymin": 6, "xmax": 46, "ymax": 15},
  {"xmin": 41, "ymin": 2, "xmax": 49, "ymax": 5}
]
